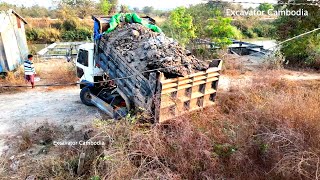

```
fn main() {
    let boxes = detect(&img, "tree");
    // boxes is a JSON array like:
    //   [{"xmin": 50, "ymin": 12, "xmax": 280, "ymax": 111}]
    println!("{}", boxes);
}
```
[
  {"xmin": 62, "ymin": 18, "xmax": 79, "ymax": 31},
  {"xmin": 56, "ymin": 0, "xmax": 95, "ymax": 18},
  {"xmin": 97, "ymin": 0, "xmax": 118, "ymax": 15},
  {"xmin": 120, "ymin": 5, "xmax": 129, "ymax": 13},
  {"xmin": 205, "ymin": 17, "xmax": 242, "ymax": 47},
  {"xmin": 142, "ymin": 6, "xmax": 154, "ymax": 15},
  {"xmin": 0, "ymin": 2, "xmax": 11, "ymax": 11},
  {"xmin": 109, "ymin": 0, "xmax": 118, "ymax": 14},
  {"xmin": 187, "ymin": 3, "xmax": 221, "ymax": 38},
  {"xmin": 72, "ymin": 0, "xmax": 95, "ymax": 18},
  {"xmin": 99, "ymin": 0, "xmax": 112, "ymax": 14},
  {"xmin": 162, "ymin": 7, "xmax": 196, "ymax": 46},
  {"xmin": 55, "ymin": 4, "xmax": 77, "ymax": 19},
  {"xmin": 258, "ymin": 3, "xmax": 274, "ymax": 12},
  {"xmin": 0, "ymin": 3, "xmax": 52, "ymax": 18},
  {"xmin": 274, "ymin": 0, "xmax": 320, "ymax": 67}
]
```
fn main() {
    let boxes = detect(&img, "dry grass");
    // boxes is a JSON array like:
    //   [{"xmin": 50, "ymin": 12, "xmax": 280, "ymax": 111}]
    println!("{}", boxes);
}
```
[
  {"xmin": 0, "ymin": 67, "xmax": 26, "ymax": 93},
  {"xmin": 92, "ymin": 78, "xmax": 320, "ymax": 179},
  {"xmin": 25, "ymin": 17, "xmax": 94, "ymax": 29},
  {"xmin": 153, "ymin": 16, "xmax": 166, "ymax": 26},
  {"xmin": 25, "ymin": 17, "xmax": 58, "ymax": 29},
  {"xmin": 1, "ymin": 76, "xmax": 320, "ymax": 179},
  {"xmin": 213, "ymin": 78, "xmax": 320, "ymax": 179},
  {"xmin": 261, "ymin": 52, "xmax": 285, "ymax": 70},
  {"xmin": 34, "ymin": 59, "xmax": 77, "ymax": 85},
  {"xmin": 0, "ymin": 59, "xmax": 77, "ymax": 93},
  {"xmin": 217, "ymin": 50, "xmax": 245, "ymax": 76},
  {"xmin": 0, "ymin": 123, "xmax": 101, "ymax": 179}
]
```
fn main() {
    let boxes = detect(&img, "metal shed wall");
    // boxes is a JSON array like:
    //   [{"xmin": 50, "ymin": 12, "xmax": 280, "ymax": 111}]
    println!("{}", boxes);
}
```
[
  {"xmin": 0, "ymin": 34, "xmax": 8, "ymax": 72},
  {"xmin": 2, "ymin": 21, "xmax": 21, "ymax": 72},
  {"xmin": 14, "ymin": 15, "xmax": 28, "ymax": 60},
  {"xmin": 0, "ymin": 10, "xmax": 28, "ymax": 72}
]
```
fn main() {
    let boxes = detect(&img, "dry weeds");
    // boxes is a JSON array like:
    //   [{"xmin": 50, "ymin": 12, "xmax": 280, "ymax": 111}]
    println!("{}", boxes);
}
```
[
  {"xmin": 0, "ymin": 59, "xmax": 77, "ymax": 93},
  {"xmin": 1, "ymin": 76, "xmax": 320, "ymax": 179},
  {"xmin": 214, "ymin": 78, "xmax": 320, "ymax": 179},
  {"xmin": 34, "ymin": 59, "xmax": 77, "ymax": 85}
]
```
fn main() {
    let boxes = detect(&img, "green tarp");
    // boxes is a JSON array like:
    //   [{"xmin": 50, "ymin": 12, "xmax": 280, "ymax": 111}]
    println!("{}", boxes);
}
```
[{"xmin": 105, "ymin": 13, "xmax": 162, "ymax": 34}]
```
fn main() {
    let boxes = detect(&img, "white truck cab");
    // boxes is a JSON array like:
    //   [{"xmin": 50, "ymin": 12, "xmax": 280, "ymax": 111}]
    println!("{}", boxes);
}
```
[{"xmin": 76, "ymin": 43, "xmax": 104, "ymax": 86}]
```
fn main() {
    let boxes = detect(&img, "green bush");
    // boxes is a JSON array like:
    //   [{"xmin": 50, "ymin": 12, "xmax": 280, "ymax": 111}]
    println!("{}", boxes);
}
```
[
  {"xmin": 26, "ymin": 18, "xmax": 92, "ymax": 43},
  {"xmin": 232, "ymin": 18, "xmax": 275, "ymax": 39},
  {"xmin": 302, "ymin": 37, "xmax": 320, "ymax": 69},
  {"xmin": 252, "ymin": 22, "xmax": 276, "ymax": 38},
  {"xmin": 44, "ymin": 28, "xmax": 61, "ymax": 43},
  {"xmin": 242, "ymin": 29, "xmax": 257, "ymax": 39},
  {"xmin": 205, "ymin": 17, "xmax": 242, "ymax": 47},
  {"xmin": 26, "ymin": 28, "xmax": 61, "ymax": 43},
  {"xmin": 76, "ymin": 27, "xmax": 92, "ymax": 40},
  {"xmin": 62, "ymin": 18, "xmax": 79, "ymax": 31},
  {"xmin": 51, "ymin": 21, "xmax": 63, "ymax": 30},
  {"xmin": 162, "ymin": 7, "xmax": 196, "ymax": 46},
  {"xmin": 273, "ymin": 1, "xmax": 320, "ymax": 68},
  {"xmin": 231, "ymin": 26, "xmax": 243, "ymax": 40},
  {"xmin": 26, "ymin": 28, "xmax": 40, "ymax": 42},
  {"xmin": 252, "ymin": 26, "xmax": 264, "ymax": 37},
  {"xmin": 61, "ymin": 28, "xmax": 92, "ymax": 41},
  {"xmin": 61, "ymin": 31, "xmax": 77, "ymax": 41}
]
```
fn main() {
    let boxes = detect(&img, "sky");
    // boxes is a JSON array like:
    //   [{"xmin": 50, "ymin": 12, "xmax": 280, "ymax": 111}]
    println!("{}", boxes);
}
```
[{"xmin": 0, "ymin": 0, "xmax": 277, "ymax": 9}]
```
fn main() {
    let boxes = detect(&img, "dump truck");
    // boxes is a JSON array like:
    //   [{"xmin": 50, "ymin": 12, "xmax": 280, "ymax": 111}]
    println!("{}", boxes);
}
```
[{"xmin": 76, "ymin": 15, "xmax": 222, "ymax": 123}]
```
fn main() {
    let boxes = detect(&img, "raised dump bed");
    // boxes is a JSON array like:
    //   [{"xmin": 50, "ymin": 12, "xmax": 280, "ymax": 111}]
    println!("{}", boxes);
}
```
[{"xmin": 97, "ymin": 37, "xmax": 222, "ymax": 122}]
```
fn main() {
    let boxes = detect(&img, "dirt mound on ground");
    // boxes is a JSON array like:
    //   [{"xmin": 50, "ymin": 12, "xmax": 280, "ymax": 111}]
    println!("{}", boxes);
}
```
[{"xmin": 103, "ymin": 23, "xmax": 209, "ymax": 77}]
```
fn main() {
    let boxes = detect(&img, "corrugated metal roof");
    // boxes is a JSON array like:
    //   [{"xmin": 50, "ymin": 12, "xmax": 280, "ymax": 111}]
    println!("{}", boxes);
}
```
[{"xmin": 8, "ymin": 9, "xmax": 28, "ymax": 24}]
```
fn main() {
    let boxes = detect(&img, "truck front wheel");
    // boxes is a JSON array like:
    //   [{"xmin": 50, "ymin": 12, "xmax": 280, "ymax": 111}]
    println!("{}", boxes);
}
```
[{"xmin": 80, "ymin": 87, "xmax": 94, "ymax": 106}]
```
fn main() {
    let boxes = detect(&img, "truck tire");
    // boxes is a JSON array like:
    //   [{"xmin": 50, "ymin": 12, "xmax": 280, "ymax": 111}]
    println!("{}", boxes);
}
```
[{"xmin": 80, "ymin": 87, "xmax": 94, "ymax": 106}]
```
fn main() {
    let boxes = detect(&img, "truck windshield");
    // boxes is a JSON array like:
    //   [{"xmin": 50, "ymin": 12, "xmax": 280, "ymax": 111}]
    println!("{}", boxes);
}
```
[{"xmin": 77, "ymin": 49, "xmax": 88, "ymax": 67}]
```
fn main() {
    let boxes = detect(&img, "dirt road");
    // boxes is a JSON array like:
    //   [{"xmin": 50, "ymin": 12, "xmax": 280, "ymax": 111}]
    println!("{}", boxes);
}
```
[
  {"xmin": 0, "ymin": 87, "xmax": 98, "ymax": 155},
  {"xmin": 0, "ymin": 87, "xmax": 99, "ymax": 134}
]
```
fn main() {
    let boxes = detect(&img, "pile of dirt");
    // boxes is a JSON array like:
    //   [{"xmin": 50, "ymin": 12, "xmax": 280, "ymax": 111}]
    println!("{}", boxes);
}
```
[{"xmin": 102, "ymin": 23, "xmax": 209, "ymax": 77}]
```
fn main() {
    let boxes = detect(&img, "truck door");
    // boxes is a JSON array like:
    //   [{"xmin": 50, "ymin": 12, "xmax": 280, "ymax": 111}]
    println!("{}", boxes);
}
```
[{"xmin": 76, "ymin": 49, "xmax": 93, "ymax": 82}]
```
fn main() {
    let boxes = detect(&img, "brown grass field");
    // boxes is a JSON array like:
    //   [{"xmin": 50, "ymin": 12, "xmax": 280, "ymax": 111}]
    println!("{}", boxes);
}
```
[
  {"xmin": 1, "ymin": 73, "xmax": 320, "ymax": 179},
  {"xmin": 1, "ymin": 53, "xmax": 320, "ymax": 179},
  {"xmin": 0, "ymin": 58, "xmax": 77, "ymax": 93}
]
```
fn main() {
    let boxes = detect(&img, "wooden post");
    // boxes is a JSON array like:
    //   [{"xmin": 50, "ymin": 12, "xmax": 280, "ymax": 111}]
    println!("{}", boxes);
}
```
[{"xmin": 77, "ymin": 152, "xmax": 86, "ymax": 175}]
